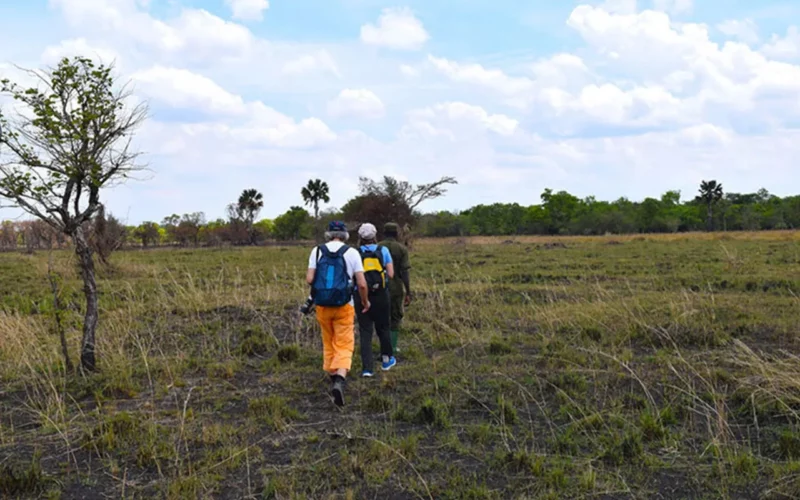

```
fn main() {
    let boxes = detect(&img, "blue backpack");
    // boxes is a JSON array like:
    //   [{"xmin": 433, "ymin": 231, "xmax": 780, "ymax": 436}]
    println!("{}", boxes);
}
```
[{"xmin": 312, "ymin": 245, "xmax": 352, "ymax": 307}]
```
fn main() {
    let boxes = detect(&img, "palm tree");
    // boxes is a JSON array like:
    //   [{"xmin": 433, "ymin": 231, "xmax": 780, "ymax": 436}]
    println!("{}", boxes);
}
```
[
  {"xmin": 302, "ymin": 179, "xmax": 330, "ymax": 220},
  {"xmin": 302, "ymin": 179, "xmax": 330, "ymax": 242},
  {"xmin": 698, "ymin": 180, "xmax": 723, "ymax": 232},
  {"xmin": 237, "ymin": 189, "xmax": 264, "ymax": 244}
]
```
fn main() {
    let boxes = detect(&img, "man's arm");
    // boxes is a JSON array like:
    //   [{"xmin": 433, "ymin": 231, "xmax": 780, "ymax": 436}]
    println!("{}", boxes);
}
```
[
  {"xmin": 354, "ymin": 271, "xmax": 370, "ymax": 312},
  {"xmin": 306, "ymin": 246, "xmax": 318, "ymax": 285},
  {"xmin": 400, "ymin": 267, "xmax": 412, "ymax": 304},
  {"xmin": 381, "ymin": 246, "xmax": 395, "ymax": 279},
  {"xmin": 400, "ymin": 248, "xmax": 412, "ymax": 304}
]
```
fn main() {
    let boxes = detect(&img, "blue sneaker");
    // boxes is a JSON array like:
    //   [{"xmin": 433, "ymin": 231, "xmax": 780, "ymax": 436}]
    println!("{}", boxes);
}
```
[
  {"xmin": 362, "ymin": 371, "xmax": 374, "ymax": 378},
  {"xmin": 381, "ymin": 356, "xmax": 397, "ymax": 371}
]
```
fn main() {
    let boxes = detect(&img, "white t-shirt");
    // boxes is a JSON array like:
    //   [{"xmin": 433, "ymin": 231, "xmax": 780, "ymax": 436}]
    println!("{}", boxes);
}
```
[{"xmin": 308, "ymin": 241, "xmax": 364, "ymax": 306}]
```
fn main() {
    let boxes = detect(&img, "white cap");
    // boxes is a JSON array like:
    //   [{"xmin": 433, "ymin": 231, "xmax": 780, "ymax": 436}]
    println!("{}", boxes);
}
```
[{"xmin": 358, "ymin": 223, "xmax": 377, "ymax": 239}]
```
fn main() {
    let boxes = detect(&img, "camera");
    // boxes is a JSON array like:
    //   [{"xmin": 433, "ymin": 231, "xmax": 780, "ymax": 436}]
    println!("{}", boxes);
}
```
[{"xmin": 299, "ymin": 294, "xmax": 315, "ymax": 315}]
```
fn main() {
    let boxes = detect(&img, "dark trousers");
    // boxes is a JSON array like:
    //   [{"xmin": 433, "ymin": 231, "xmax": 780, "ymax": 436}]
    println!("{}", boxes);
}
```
[{"xmin": 357, "ymin": 288, "xmax": 393, "ymax": 372}]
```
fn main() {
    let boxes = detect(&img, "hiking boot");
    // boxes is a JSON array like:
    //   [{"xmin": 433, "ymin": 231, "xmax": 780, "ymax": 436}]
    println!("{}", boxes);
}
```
[
  {"xmin": 362, "ymin": 371, "xmax": 374, "ymax": 378},
  {"xmin": 381, "ymin": 356, "xmax": 397, "ymax": 371},
  {"xmin": 331, "ymin": 376, "xmax": 345, "ymax": 407}
]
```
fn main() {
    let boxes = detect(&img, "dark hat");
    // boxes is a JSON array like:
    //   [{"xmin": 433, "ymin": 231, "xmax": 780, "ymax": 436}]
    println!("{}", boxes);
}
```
[
  {"xmin": 384, "ymin": 222, "xmax": 399, "ymax": 232},
  {"xmin": 328, "ymin": 221, "xmax": 347, "ymax": 232}
]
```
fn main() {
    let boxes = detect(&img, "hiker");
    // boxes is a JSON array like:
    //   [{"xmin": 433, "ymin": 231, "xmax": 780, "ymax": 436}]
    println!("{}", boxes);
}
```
[
  {"xmin": 356, "ymin": 223, "xmax": 396, "ymax": 377},
  {"xmin": 307, "ymin": 221, "xmax": 370, "ymax": 407},
  {"xmin": 379, "ymin": 222, "xmax": 412, "ymax": 353}
]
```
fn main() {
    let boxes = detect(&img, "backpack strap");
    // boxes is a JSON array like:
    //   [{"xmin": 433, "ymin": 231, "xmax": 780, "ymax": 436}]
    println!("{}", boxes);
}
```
[
  {"xmin": 316, "ymin": 244, "xmax": 350, "ymax": 275},
  {"xmin": 335, "ymin": 245, "xmax": 350, "ymax": 276},
  {"xmin": 360, "ymin": 246, "xmax": 384, "ymax": 267}
]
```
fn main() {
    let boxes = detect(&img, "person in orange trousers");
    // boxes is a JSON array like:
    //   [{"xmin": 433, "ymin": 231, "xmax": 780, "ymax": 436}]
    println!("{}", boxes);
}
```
[{"xmin": 306, "ymin": 221, "xmax": 370, "ymax": 407}]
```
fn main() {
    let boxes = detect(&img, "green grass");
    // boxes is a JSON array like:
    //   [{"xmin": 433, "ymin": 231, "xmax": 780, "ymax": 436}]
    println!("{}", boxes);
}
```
[{"xmin": 1, "ymin": 232, "xmax": 800, "ymax": 498}]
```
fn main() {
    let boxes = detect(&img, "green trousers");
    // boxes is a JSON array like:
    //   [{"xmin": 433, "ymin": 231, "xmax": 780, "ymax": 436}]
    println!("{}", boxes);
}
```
[{"xmin": 390, "ymin": 289, "xmax": 405, "ymax": 350}]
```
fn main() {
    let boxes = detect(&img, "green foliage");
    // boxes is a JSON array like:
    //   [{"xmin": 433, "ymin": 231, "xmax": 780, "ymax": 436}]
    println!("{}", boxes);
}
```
[
  {"xmin": 0, "ymin": 452, "xmax": 47, "ymax": 496},
  {"xmin": 134, "ymin": 221, "xmax": 161, "ymax": 247},
  {"xmin": 253, "ymin": 219, "xmax": 274, "ymax": 236},
  {"xmin": 415, "ymin": 187, "xmax": 800, "ymax": 237},
  {"xmin": 247, "ymin": 395, "xmax": 301, "ymax": 431},
  {"xmin": 273, "ymin": 206, "xmax": 311, "ymax": 241},
  {"xmin": 301, "ymin": 179, "xmax": 330, "ymax": 219},
  {"xmin": 0, "ymin": 56, "xmax": 145, "ymax": 231}
]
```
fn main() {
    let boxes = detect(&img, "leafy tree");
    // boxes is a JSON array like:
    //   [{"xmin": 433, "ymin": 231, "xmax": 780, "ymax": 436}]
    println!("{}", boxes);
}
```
[
  {"xmin": 161, "ymin": 214, "xmax": 181, "ymax": 244},
  {"xmin": 134, "ymin": 222, "xmax": 160, "ymax": 247},
  {"xmin": 541, "ymin": 189, "xmax": 580, "ymax": 234},
  {"xmin": 0, "ymin": 56, "xmax": 147, "ymax": 371},
  {"xmin": 698, "ymin": 180, "xmax": 724, "ymax": 231},
  {"xmin": 273, "ymin": 206, "xmax": 311, "ymax": 241},
  {"xmin": 253, "ymin": 219, "xmax": 274, "ymax": 240}
]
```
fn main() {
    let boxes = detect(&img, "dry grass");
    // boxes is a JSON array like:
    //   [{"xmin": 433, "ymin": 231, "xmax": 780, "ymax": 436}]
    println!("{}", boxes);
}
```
[
  {"xmin": 0, "ymin": 233, "xmax": 799, "ymax": 498},
  {"xmin": 416, "ymin": 229, "xmax": 800, "ymax": 247}
]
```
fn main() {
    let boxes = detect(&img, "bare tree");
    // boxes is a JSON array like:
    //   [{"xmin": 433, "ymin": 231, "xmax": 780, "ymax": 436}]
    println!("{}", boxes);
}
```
[
  {"xmin": 0, "ymin": 57, "xmax": 147, "ymax": 371},
  {"xmin": 0, "ymin": 220, "xmax": 16, "ymax": 250},
  {"xmin": 227, "ymin": 189, "xmax": 264, "ymax": 245},
  {"xmin": 88, "ymin": 204, "xmax": 127, "ymax": 264},
  {"xmin": 343, "ymin": 175, "xmax": 458, "ymax": 235},
  {"xmin": 358, "ymin": 175, "xmax": 458, "ymax": 211}
]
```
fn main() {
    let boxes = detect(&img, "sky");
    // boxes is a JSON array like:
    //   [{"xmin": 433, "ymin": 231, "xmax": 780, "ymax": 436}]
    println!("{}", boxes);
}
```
[{"xmin": 1, "ymin": 0, "xmax": 800, "ymax": 224}]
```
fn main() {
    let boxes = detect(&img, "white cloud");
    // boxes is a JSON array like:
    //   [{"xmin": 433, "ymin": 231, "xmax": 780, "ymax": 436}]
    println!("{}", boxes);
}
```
[
  {"xmin": 400, "ymin": 64, "xmax": 419, "ymax": 77},
  {"xmin": 565, "ymin": 5, "xmax": 800, "ymax": 119},
  {"xmin": 676, "ymin": 123, "xmax": 731, "ymax": 146},
  {"xmin": 130, "ymin": 66, "xmax": 336, "ymax": 148},
  {"xmin": 600, "ymin": 0, "xmax": 637, "ymax": 15},
  {"xmin": 51, "ymin": 0, "xmax": 255, "ymax": 60},
  {"xmin": 4, "ymin": 0, "xmax": 800, "ymax": 223},
  {"xmin": 360, "ymin": 7, "xmax": 429, "ymax": 50},
  {"xmin": 225, "ymin": 0, "xmax": 269, "ymax": 22},
  {"xmin": 652, "ymin": 0, "xmax": 692, "ymax": 15},
  {"xmin": 282, "ymin": 51, "xmax": 341, "ymax": 77},
  {"xmin": 717, "ymin": 19, "xmax": 759, "ymax": 44},
  {"xmin": 41, "ymin": 38, "xmax": 120, "ymax": 66},
  {"xmin": 427, "ymin": 55, "xmax": 535, "ymax": 105},
  {"xmin": 404, "ymin": 102, "xmax": 519, "ymax": 138},
  {"xmin": 327, "ymin": 89, "xmax": 386, "ymax": 119},
  {"xmin": 762, "ymin": 27, "xmax": 800, "ymax": 61},
  {"xmin": 131, "ymin": 66, "xmax": 246, "ymax": 115}
]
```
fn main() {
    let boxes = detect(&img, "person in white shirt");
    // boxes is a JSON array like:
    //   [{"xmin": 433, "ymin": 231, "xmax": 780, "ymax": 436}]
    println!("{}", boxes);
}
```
[{"xmin": 306, "ymin": 221, "xmax": 369, "ymax": 407}]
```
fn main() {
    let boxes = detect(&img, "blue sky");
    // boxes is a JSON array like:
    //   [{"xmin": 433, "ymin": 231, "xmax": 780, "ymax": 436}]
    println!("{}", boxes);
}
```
[{"xmin": 1, "ymin": 0, "xmax": 800, "ymax": 224}]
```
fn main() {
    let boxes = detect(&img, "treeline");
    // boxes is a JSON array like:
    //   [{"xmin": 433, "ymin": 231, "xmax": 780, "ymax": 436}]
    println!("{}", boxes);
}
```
[
  {"xmin": 3, "ymin": 182, "xmax": 798, "ymax": 253},
  {"xmin": 415, "ymin": 188, "xmax": 800, "ymax": 237}
]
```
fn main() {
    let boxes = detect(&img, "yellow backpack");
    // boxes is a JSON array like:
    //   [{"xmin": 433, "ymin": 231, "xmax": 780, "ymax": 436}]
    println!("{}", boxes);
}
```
[{"xmin": 360, "ymin": 246, "xmax": 386, "ymax": 293}]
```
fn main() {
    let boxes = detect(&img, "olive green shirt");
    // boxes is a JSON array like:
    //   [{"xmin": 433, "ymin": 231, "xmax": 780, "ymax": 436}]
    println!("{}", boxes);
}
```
[{"xmin": 379, "ymin": 238, "xmax": 410, "ymax": 295}]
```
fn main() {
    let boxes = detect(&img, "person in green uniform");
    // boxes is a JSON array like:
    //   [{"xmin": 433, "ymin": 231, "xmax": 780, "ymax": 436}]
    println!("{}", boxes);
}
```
[{"xmin": 379, "ymin": 222, "xmax": 412, "ymax": 352}]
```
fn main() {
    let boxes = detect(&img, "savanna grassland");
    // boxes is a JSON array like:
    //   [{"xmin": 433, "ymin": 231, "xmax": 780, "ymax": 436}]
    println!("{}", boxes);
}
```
[{"xmin": 1, "ymin": 232, "xmax": 800, "ymax": 499}]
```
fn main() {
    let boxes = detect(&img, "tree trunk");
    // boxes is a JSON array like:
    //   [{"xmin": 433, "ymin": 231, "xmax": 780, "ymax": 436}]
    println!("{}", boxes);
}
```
[
  {"xmin": 73, "ymin": 226, "xmax": 99, "ymax": 372},
  {"xmin": 706, "ymin": 203, "xmax": 713, "ymax": 232}
]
